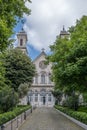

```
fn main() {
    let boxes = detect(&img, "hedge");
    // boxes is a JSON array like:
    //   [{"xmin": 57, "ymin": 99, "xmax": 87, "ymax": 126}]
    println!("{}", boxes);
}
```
[
  {"xmin": 0, "ymin": 105, "xmax": 31, "ymax": 125},
  {"xmin": 78, "ymin": 106, "xmax": 87, "ymax": 113},
  {"xmin": 55, "ymin": 105, "xmax": 87, "ymax": 125}
]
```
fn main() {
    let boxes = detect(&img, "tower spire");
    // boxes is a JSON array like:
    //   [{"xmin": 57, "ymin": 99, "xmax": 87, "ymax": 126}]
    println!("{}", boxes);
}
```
[
  {"xmin": 59, "ymin": 26, "xmax": 69, "ymax": 39},
  {"xmin": 21, "ymin": 18, "xmax": 25, "ymax": 31},
  {"xmin": 42, "ymin": 48, "xmax": 45, "ymax": 52},
  {"xmin": 63, "ymin": 25, "xmax": 65, "ymax": 31}
]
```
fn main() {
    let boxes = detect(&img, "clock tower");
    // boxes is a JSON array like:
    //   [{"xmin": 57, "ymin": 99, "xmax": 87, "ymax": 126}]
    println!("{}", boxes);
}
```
[{"xmin": 17, "ymin": 28, "xmax": 28, "ymax": 54}]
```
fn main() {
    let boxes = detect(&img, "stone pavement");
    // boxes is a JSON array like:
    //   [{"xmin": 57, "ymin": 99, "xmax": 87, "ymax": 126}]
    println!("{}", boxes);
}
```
[{"xmin": 18, "ymin": 107, "xmax": 85, "ymax": 130}]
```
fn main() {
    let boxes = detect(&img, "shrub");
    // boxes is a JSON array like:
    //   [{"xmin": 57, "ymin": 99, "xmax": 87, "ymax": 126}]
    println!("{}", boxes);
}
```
[
  {"xmin": 66, "ymin": 95, "xmax": 79, "ymax": 110},
  {"xmin": 0, "ymin": 86, "xmax": 19, "ymax": 112},
  {"xmin": 0, "ymin": 105, "xmax": 31, "ymax": 125},
  {"xmin": 55, "ymin": 105, "xmax": 87, "ymax": 125},
  {"xmin": 62, "ymin": 95, "xmax": 79, "ymax": 111},
  {"xmin": 78, "ymin": 106, "xmax": 87, "ymax": 113}
]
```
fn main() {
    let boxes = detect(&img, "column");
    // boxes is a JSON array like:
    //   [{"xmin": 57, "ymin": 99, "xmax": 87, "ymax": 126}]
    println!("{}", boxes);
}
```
[
  {"xmin": 38, "ymin": 74, "xmax": 41, "ymax": 84},
  {"xmin": 51, "ymin": 94, "xmax": 54, "ymax": 106},
  {"xmin": 38, "ymin": 93, "xmax": 40, "ymax": 106},
  {"xmin": 32, "ymin": 93, "xmax": 35, "ymax": 106},
  {"xmin": 47, "ymin": 73, "xmax": 49, "ymax": 85},
  {"xmin": 46, "ymin": 93, "xmax": 48, "ymax": 106}
]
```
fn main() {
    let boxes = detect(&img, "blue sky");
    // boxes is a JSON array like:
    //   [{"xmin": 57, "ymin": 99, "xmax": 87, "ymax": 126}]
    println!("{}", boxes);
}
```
[
  {"xmin": 14, "ymin": 0, "xmax": 87, "ymax": 60},
  {"xmin": 27, "ymin": 44, "xmax": 40, "ymax": 60}
]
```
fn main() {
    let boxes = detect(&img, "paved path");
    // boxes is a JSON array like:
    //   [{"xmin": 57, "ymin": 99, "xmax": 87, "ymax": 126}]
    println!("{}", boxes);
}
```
[{"xmin": 19, "ymin": 107, "xmax": 85, "ymax": 130}]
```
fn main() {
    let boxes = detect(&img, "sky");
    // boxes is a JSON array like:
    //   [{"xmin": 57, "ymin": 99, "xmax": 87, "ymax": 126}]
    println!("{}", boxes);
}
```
[{"xmin": 15, "ymin": 0, "xmax": 87, "ymax": 60}]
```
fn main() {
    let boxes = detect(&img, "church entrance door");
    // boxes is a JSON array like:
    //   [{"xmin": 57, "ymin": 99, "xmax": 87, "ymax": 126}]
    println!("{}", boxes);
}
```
[{"xmin": 43, "ymin": 96, "xmax": 46, "ymax": 105}]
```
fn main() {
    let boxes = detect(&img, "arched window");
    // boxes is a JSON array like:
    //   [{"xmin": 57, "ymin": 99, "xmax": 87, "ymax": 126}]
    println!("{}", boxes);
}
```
[
  {"xmin": 41, "ymin": 74, "xmax": 45, "ymax": 84},
  {"xmin": 20, "ymin": 39, "xmax": 23, "ymax": 46},
  {"xmin": 40, "ymin": 89, "xmax": 46, "ymax": 102},
  {"xmin": 40, "ymin": 89, "xmax": 46, "ymax": 96},
  {"xmin": 35, "ymin": 74, "xmax": 38, "ymax": 84},
  {"xmin": 28, "ymin": 90, "xmax": 33, "ymax": 102},
  {"xmin": 49, "ymin": 73, "xmax": 51, "ymax": 84}
]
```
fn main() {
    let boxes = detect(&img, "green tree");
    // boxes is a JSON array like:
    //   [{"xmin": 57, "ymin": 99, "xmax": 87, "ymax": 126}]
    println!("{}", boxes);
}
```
[
  {"xmin": 48, "ymin": 15, "xmax": 87, "ymax": 92},
  {"xmin": 0, "ymin": 0, "xmax": 31, "ymax": 51},
  {"xmin": 65, "ymin": 95, "xmax": 79, "ymax": 111},
  {"xmin": 61, "ymin": 16, "xmax": 87, "ymax": 92},
  {"xmin": 0, "ymin": 53, "xmax": 6, "ymax": 87},
  {"xmin": 18, "ymin": 83, "xmax": 30, "ymax": 98},
  {"xmin": 0, "ymin": 86, "xmax": 18, "ymax": 112},
  {"xmin": 83, "ymin": 93, "xmax": 87, "ymax": 105},
  {"xmin": 5, "ymin": 49, "xmax": 35, "ymax": 91},
  {"xmin": 48, "ymin": 16, "xmax": 87, "ymax": 110},
  {"xmin": 52, "ymin": 89, "xmax": 62, "ymax": 105},
  {"xmin": 47, "ymin": 36, "xmax": 70, "ymax": 90}
]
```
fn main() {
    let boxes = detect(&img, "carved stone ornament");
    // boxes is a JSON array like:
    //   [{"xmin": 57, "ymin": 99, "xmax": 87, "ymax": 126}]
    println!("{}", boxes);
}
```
[{"xmin": 39, "ymin": 60, "xmax": 47, "ymax": 69}]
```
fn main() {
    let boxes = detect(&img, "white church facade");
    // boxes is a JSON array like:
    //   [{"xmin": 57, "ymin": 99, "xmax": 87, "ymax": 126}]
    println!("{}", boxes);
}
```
[
  {"xmin": 28, "ymin": 50, "xmax": 55, "ymax": 107},
  {"xmin": 17, "ymin": 29, "xmax": 55, "ymax": 107}
]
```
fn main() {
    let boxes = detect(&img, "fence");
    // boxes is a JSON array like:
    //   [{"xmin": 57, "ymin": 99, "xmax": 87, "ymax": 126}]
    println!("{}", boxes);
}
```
[{"xmin": 0, "ymin": 107, "xmax": 36, "ymax": 130}]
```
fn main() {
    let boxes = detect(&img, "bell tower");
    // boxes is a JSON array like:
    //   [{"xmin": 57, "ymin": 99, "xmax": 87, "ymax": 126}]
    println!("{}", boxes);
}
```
[
  {"xmin": 17, "ymin": 28, "xmax": 28, "ymax": 54},
  {"xmin": 59, "ymin": 26, "xmax": 70, "ymax": 39}
]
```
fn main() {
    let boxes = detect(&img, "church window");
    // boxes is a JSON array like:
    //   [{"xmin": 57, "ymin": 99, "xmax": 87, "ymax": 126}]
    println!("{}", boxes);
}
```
[
  {"xmin": 28, "ymin": 90, "xmax": 33, "ymax": 102},
  {"xmin": 49, "ymin": 73, "xmax": 51, "ymax": 84},
  {"xmin": 35, "ymin": 75, "xmax": 38, "ymax": 84},
  {"xmin": 41, "ymin": 74, "xmax": 45, "ymax": 84},
  {"xmin": 29, "ymin": 96, "xmax": 33, "ymax": 102},
  {"xmin": 20, "ymin": 39, "xmax": 23, "ymax": 46},
  {"xmin": 35, "ymin": 96, "xmax": 38, "ymax": 102},
  {"xmin": 39, "ymin": 60, "xmax": 47, "ymax": 69}
]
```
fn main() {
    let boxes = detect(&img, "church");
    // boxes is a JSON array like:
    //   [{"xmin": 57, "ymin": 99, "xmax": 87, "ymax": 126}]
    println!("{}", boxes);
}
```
[{"xmin": 17, "ymin": 27, "xmax": 69, "ymax": 107}]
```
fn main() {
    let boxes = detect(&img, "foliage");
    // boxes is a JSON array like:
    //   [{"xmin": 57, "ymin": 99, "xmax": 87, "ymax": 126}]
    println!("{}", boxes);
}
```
[
  {"xmin": 18, "ymin": 83, "xmax": 30, "ymax": 98},
  {"xmin": 62, "ymin": 16, "xmax": 87, "ymax": 92},
  {"xmin": 0, "ymin": 49, "xmax": 35, "ymax": 112},
  {"xmin": 0, "ymin": 0, "xmax": 33, "ymax": 111},
  {"xmin": 0, "ymin": 53, "xmax": 6, "ymax": 87},
  {"xmin": 47, "ymin": 36, "xmax": 71, "ymax": 90},
  {"xmin": 83, "ymin": 93, "xmax": 87, "ymax": 105},
  {"xmin": 78, "ymin": 106, "xmax": 87, "ymax": 113},
  {"xmin": 52, "ymin": 89, "xmax": 62, "ymax": 105},
  {"xmin": 55, "ymin": 105, "xmax": 87, "ymax": 125},
  {"xmin": 4, "ymin": 49, "xmax": 35, "ymax": 91},
  {"xmin": 0, "ymin": 52, "xmax": 19, "ymax": 112},
  {"xmin": 0, "ymin": 105, "xmax": 31, "ymax": 125},
  {"xmin": 62, "ymin": 42, "xmax": 87, "ymax": 92},
  {"xmin": 0, "ymin": 86, "xmax": 18, "ymax": 112},
  {"xmin": 0, "ymin": 0, "xmax": 31, "ymax": 51},
  {"xmin": 65, "ymin": 95, "xmax": 79, "ymax": 111},
  {"xmin": 48, "ymin": 15, "xmax": 87, "ymax": 96}
]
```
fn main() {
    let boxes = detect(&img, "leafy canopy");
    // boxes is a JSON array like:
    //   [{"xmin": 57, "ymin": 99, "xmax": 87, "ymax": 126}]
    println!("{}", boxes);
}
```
[
  {"xmin": 5, "ymin": 49, "xmax": 35, "ymax": 91},
  {"xmin": 48, "ymin": 15, "xmax": 87, "ymax": 94},
  {"xmin": 0, "ymin": 86, "xmax": 18, "ymax": 112}
]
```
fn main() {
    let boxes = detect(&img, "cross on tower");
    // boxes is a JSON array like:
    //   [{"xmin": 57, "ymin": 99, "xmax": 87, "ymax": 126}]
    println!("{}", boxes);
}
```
[
  {"xmin": 21, "ymin": 18, "xmax": 26, "ymax": 31},
  {"xmin": 63, "ymin": 25, "xmax": 65, "ymax": 31}
]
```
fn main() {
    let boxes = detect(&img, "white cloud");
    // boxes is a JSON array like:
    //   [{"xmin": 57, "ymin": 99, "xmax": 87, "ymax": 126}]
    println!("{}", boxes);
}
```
[{"xmin": 24, "ymin": 0, "xmax": 87, "ymax": 51}]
